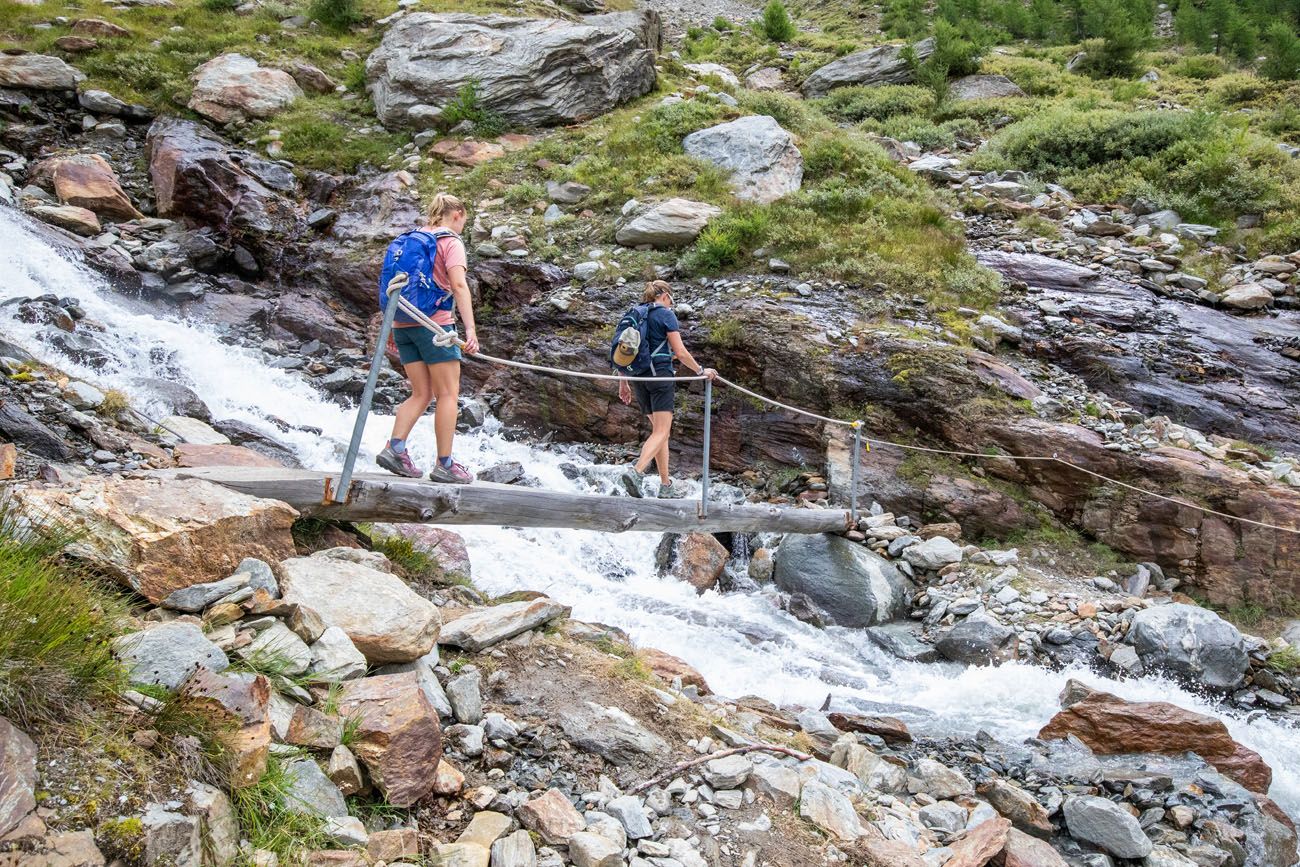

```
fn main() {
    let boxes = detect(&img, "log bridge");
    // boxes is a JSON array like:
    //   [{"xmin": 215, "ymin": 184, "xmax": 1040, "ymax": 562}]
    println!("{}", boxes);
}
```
[{"xmin": 158, "ymin": 467, "xmax": 852, "ymax": 535}]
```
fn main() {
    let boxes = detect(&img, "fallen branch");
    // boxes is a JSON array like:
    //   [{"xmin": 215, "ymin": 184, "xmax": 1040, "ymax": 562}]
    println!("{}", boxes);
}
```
[{"xmin": 629, "ymin": 743, "xmax": 813, "ymax": 795}]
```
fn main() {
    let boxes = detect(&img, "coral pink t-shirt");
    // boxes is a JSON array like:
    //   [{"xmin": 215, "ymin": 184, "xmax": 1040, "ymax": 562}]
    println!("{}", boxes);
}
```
[{"xmin": 429, "ymin": 233, "xmax": 466, "ymax": 327}]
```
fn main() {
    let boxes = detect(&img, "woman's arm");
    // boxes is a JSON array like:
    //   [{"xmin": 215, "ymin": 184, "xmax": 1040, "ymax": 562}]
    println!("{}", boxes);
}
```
[
  {"xmin": 666, "ymin": 332, "xmax": 716, "ymax": 378},
  {"xmin": 448, "ymin": 265, "xmax": 478, "ymax": 355}
]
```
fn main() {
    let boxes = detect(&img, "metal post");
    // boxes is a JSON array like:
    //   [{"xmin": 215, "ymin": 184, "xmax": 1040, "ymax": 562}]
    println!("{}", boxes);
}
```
[
  {"xmin": 334, "ymin": 283, "xmax": 405, "ymax": 503},
  {"xmin": 850, "ymin": 421, "xmax": 862, "ymax": 525},
  {"xmin": 700, "ymin": 378, "xmax": 712, "ymax": 518}
]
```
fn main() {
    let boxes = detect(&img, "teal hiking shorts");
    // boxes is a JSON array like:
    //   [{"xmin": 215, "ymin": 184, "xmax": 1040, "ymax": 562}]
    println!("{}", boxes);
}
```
[{"xmin": 392, "ymin": 325, "xmax": 462, "ymax": 366}]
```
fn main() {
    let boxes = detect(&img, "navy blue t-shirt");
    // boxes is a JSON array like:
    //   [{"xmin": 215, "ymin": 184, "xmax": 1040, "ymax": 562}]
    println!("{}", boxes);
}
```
[{"xmin": 644, "ymin": 304, "xmax": 679, "ymax": 373}]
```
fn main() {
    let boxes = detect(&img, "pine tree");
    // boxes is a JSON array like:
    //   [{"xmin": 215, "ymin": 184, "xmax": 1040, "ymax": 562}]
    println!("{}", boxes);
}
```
[{"xmin": 1261, "ymin": 20, "xmax": 1300, "ymax": 79}]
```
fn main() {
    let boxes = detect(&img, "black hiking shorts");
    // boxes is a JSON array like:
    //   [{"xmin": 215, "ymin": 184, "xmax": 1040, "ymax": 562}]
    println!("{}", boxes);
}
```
[{"xmin": 633, "ymin": 378, "xmax": 675, "ymax": 415}]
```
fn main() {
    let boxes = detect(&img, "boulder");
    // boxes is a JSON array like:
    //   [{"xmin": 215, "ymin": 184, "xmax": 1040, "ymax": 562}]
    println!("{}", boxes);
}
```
[
  {"xmin": 558, "ymin": 702, "xmax": 669, "ymax": 765},
  {"xmin": 657, "ymin": 532, "xmax": 729, "ymax": 593},
  {"xmin": 114, "ymin": 622, "xmax": 229, "ymax": 690},
  {"xmin": 336, "ymin": 672, "xmax": 442, "ymax": 807},
  {"xmin": 147, "ymin": 117, "xmax": 299, "ymax": 246},
  {"xmin": 801, "ymin": 37, "xmax": 933, "ymax": 97},
  {"xmin": 188, "ymin": 53, "xmax": 303, "ymax": 123},
  {"xmin": 1220, "ymin": 283, "xmax": 1273, "ymax": 311},
  {"xmin": 682, "ymin": 115, "xmax": 803, "ymax": 204},
  {"xmin": 180, "ymin": 669, "xmax": 272, "ymax": 788},
  {"xmin": 0, "ymin": 716, "xmax": 38, "ymax": 839},
  {"xmin": 615, "ymin": 198, "xmax": 721, "ymax": 248},
  {"xmin": 438, "ymin": 598, "xmax": 570, "ymax": 651},
  {"xmin": 1126, "ymin": 603, "xmax": 1248, "ymax": 691},
  {"xmin": 948, "ymin": 74, "xmax": 1026, "ymax": 100},
  {"xmin": 0, "ymin": 54, "xmax": 85, "ymax": 90},
  {"xmin": 1038, "ymin": 689, "xmax": 1271, "ymax": 793},
  {"xmin": 944, "ymin": 817, "xmax": 1010, "ymax": 867},
  {"xmin": 366, "ymin": 11, "xmax": 659, "ymax": 128},
  {"xmin": 366, "ymin": 524, "xmax": 472, "ymax": 585},
  {"xmin": 935, "ymin": 615, "xmax": 1019, "ymax": 666},
  {"xmin": 31, "ymin": 204, "xmax": 100, "ymax": 236},
  {"xmin": 38, "ymin": 154, "xmax": 142, "ymax": 221},
  {"xmin": 798, "ymin": 780, "xmax": 862, "ymax": 841},
  {"xmin": 746, "ymin": 67, "xmax": 785, "ymax": 90},
  {"xmin": 1000, "ymin": 827, "xmax": 1068, "ymax": 867},
  {"xmin": 1063, "ymin": 795, "xmax": 1152, "ymax": 859},
  {"xmin": 773, "ymin": 533, "xmax": 911, "ymax": 628},
  {"xmin": 72, "ymin": 18, "xmax": 131, "ymax": 37},
  {"xmin": 901, "ymin": 535, "xmax": 963, "ymax": 571},
  {"xmin": 0, "ymin": 399, "xmax": 75, "ymax": 459},
  {"xmin": 280, "ymin": 549, "xmax": 441, "ymax": 664},
  {"xmin": 12, "ymin": 475, "xmax": 296, "ymax": 604},
  {"xmin": 684, "ymin": 62, "xmax": 740, "ymax": 87},
  {"xmin": 284, "ymin": 61, "xmax": 337, "ymax": 94},
  {"xmin": 518, "ymin": 788, "xmax": 586, "ymax": 845},
  {"xmin": 639, "ymin": 647, "xmax": 711, "ymax": 694}
]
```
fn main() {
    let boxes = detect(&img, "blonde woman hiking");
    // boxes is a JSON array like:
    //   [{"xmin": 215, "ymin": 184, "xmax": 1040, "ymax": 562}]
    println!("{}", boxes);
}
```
[{"xmin": 375, "ymin": 193, "xmax": 479, "ymax": 484}]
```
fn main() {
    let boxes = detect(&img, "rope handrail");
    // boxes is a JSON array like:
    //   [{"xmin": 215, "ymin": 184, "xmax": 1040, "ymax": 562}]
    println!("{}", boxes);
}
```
[{"xmin": 341, "ymin": 294, "xmax": 1300, "ymax": 536}]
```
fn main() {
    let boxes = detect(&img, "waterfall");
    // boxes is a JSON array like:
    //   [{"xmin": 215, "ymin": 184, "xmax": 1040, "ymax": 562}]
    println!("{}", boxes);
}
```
[{"xmin": 2, "ymin": 208, "xmax": 1297, "ymax": 820}]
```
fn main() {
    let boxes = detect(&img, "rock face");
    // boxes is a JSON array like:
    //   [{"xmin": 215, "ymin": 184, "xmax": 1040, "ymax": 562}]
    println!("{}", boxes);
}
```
[
  {"xmin": 41, "ymin": 153, "xmax": 142, "ymax": 221},
  {"xmin": 773, "ymin": 533, "xmax": 911, "ymax": 628},
  {"xmin": 1039, "ymin": 689, "xmax": 1272, "ymax": 793},
  {"xmin": 336, "ymin": 672, "xmax": 443, "ymax": 807},
  {"xmin": 615, "ymin": 198, "xmax": 721, "ymax": 248},
  {"xmin": 801, "ymin": 37, "xmax": 934, "ymax": 97},
  {"xmin": 682, "ymin": 115, "xmax": 803, "ymax": 204},
  {"xmin": 188, "ymin": 53, "xmax": 303, "ymax": 123},
  {"xmin": 0, "ymin": 716, "xmax": 38, "ymax": 839},
  {"xmin": 12, "ymin": 476, "xmax": 296, "ymax": 604},
  {"xmin": 366, "ymin": 11, "xmax": 659, "ymax": 128},
  {"xmin": 948, "ymin": 74, "xmax": 1026, "ymax": 100},
  {"xmin": 0, "ymin": 54, "xmax": 85, "ymax": 90},
  {"xmin": 280, "ymin": 549, "xmax": 441, "ymax": 663},
  {"xmin": 438, "ymin": 598, "xmax": 569, "ymax": 651},
  {"xmin": 1063, "ymin": 794, "xmax": 1154, "ymax": 859},
  {"xmin": 1126, "ymin": 604, "xmax": 1248, "ymax": 691}
]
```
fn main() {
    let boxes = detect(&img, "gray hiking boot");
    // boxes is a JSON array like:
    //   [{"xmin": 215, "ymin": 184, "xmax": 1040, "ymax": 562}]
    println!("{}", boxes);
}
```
[
  {"xmin": 376, "ymin": 445, "xmax": 421, "ymax": 478},
  {"xmin": 620, "ymin": 466, "xmax": 644, "ymax": 498},
  {"xmin": 429, "ymin": 459, "xmax": 474, "ymax": 485},
  {"xmin": 657, "ymin": 479, "xmax": 687, "ymax": 499}
]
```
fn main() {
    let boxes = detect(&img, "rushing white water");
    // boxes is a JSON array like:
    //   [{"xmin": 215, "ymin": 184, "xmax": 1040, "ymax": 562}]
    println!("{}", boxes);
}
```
[{"xmin": 3, "ymin": 210, "xmax": 1298, "ymax": 821}]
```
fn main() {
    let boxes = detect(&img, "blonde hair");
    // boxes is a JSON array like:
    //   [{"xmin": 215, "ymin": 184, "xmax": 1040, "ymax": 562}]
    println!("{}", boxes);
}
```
[
  {"xmin": 427, "ymin": 193, "xmax": 466, "ymax": 225},
  {"xmin": 643, "ymin": 280, "xmax": 672, "ymax": 303}
]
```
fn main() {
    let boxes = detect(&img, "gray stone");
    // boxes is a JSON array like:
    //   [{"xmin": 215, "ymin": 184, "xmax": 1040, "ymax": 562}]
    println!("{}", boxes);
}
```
[
  {"xmin": 447, "ymin": 671, "xmax": 483, "ymax": 724},
  {"xmin": 1063, "ymin": 795, "xmax": 1152, "ymax": 859},
  {"xmin": 902, "ymin": 536, "xmax": 963, "ymax": 571},
  {"xmin": 0, "ymin": 53, "xmax": 85, "ymax": 90},
  {"xmin": 1143, "ymin": 845, "xmax": 1197, "ymax": 866},
  {"xmin": 79, "ymin": 89, "xmax": 129, "ymax": 116},
  {"xmin": 701, "ymin": 754, "xmax": 752, "ymax": 789},
  {"xmin": 367, "ymin": 11, "xmax": 660, "ymax": 128},
  {"xmin": 606, "ymin": 795, "xmax": 653, "ymax": 839},
  {"xmin": 801, "ymin": 38, "xmax": 934, "ymax": 96},
  {"xmin": 114, "ymin": 623, "xmax": 229, "ymax": 690},
  {"xmin": 438, "ymin": 598, "xmax": 570, "ymax": 651},
  {"xmin": 682, "ymin": 115, "xmax": 803, "ymax": 204},
  {"xmin": 283, "ymin": 758, "xmax": 349, "ymax": 817},
  {"xmin": 568, "ymin": 831, "xmax": 623, "ymax": 867},
  {"xmin": 309, "ymin": 625, "xmax": 368, "ymax": 681},
  {"xmin": 935, "ymin": 615, "xmax": 1018, "ymax": 666},
  {"xmin": 948, "ymin": 74, "xmax": 1025, "ymax": 100},
  {"xmin": 160, "ymin": 574, "xmax": 251, "ymax": 612},
  {"xmin": 865, "ymin": 624, "xmax": 938, "ymax": 663},
  {"xmin": 239, "ymin": 621, "xmax": 312, "ymax": 675},
  {"xmin": 684, "ymin": 61, "xmax": 740, "ymax": 86},
  {"xmin": 62, "ymin": 381, "xmax": 105, "ymax": 410},
  {"xmin": 492, "ymin": 829, "xmax": 538, "ymax": 867},
  {"xmin": 914, "ymin": 759, "xmax": 973, "ymax": 800},
  {"xmin": 747, "ymin": 763, "xmax": 801, "ymax": 807},
  {"xmin": 547, "ymin": 180, "xmax": 592, "ymax": 204},
  {"xmin": 919, "ymin": 801, "xmax": 967, "ymax": 834},
  {"xmin": 773, "ymin": 533, "xmax": 911, "ymax": 628},
  {"xmin": 140, "ymin": 803, "xmax": 200, "ymax": 867},
  {"xmin": 1126, "ymin": 603, "xmax": 1248, "ymax": 691},
  {"xmin": 0, "ymin": 716, "xmax": 37, "ymax": 839},
  {"xmin": 615, "ymin": 198, "xmax": 721, "ymax": 248},
  {"xmin": 798, "ymin": 780, "xmax": 862, "ymax": 841},
  {"xmin": 185, "ymin": 781, "xmax": 239, "ymax": 867},
  {"xmin": 323, "ymin": 815, "xmax": 368, "ymax": 847},
  {"xmin": 559, "ymin": 702, "xmax": 669, "ymax": 764}
]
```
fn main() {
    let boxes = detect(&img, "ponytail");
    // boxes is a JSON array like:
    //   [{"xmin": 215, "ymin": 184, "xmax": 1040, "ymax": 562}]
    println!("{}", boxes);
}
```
[
  {"xmin": 643, "ymin": 280, "xmax": 672, "ymax": 303},
  {"xmin": 427, "ymin": 192, "xmax": 466, "ymax": 225}
]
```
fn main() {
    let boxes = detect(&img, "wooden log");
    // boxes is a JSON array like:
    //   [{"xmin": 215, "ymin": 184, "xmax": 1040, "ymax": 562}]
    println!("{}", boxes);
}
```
[{"xmin": 153, "ymin": 467, "xmax": 852, "ymax": 535}]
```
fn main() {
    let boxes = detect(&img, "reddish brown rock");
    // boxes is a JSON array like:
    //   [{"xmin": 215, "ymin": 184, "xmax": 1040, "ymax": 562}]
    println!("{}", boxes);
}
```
[
  {"xmin": 431, "ymin": 139, "xmax": 506, "ymax": 167},
  {"xmin": 34, "ymin": 154, "xmax": 142, "ymax": 221},
  {"xmin": 827, "ymin": 712, "xmax": 912, "ymax": 745},
  {"xmin": 188, "ymin": 53, "xmax": 303, "ymax": 123},
  {"xmin": 369, "ymin": 524, "xmax": 472, "ymax": 584},
  {"xmin": 174, "ymin": 443, "xmax": 283, "ymax": 468},
  {"xmin": 640, "ymin": 648, "xmax": 711, "ymax": 694},
  {"xmin": 54, "ymin": 36, "xmax": 98, "ymax": 53},
  {"xmin": 917, "ymin": 522, "xmax": 962, "ymax": 541},
  {"xmin": 367, "ymin": 828, "xmax": 419, "ymax": 862},
  {"xmin": 180, "ymin": 669, "xmax": 272, "ymax": 788},
  {"xmin": 1039, "ymin": 690, "xmax": 1271, "ymax": 793},
  {"xmin": 663, "ymin": 532, "xmax": 728, "ymax": 594},
  {"xmin": 0, "ymin": 444, "xmax": 15, "ymax": 481},
  {"xmin": 517, "ymin": 788, "xmax": 585, "ymax": 845},
  {"xmin": 336, "ymin": 673, "xmax": 442, "ymax": 807},
  {"xmin": 995, "ymin": 828, "xmax": 1068, "ymax": 867},
  {"xmin": 432, "ymin": 758, "xmax": 465, "ymax": 795},
  {"xmin": 71, "ymin": 18, "xmax": 131, "ymax": 38},
  {"xmin": 978, "ymin": 780, "xmax": 1053, "ymax": 839},
  {"xmin": 946, "ymin": 817, "xmax": 1011, "ymax": 867},
  {"xmin": 286, "ymin": 704, "xmax": 343, "ymax": 750}
]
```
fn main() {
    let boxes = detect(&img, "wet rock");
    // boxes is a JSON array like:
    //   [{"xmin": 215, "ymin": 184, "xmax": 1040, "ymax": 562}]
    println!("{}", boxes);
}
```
[
  {"xmin": 181, "ymin": 669, "xmax": 272, "ymax": 788},
  {"xmin": 979, "ymin": 779, "xmax": 1054, "ymax": 838},
  {"xmin": 0, "ymin": 715, "xmax": 38, "ymax": 838},
  {"xmin": 0, "ymin": 54, "xmax": 85, "ymax": 90},
  {"xmin": 518, "ymin": 788, "xmax": 586, "ymax": 846},
  {"xmin": 801, "ymin": 37, "xmax": 933, "ymax": 96},
  {"xmin": 14, "ymin": 475, "xmax": 296, "ymax": 604},
  {"xmin": 114, "ymin": 622, "xmax": 230, "ymax": 690},
  {"xmin": 1038, "ymin": 689, "xmax": 1271, "ymax": 793},
  {"xmin": 827, "ymin": 711, "xmax": 912, "ymax": 744},
  {"xmin": 188, "ymin": 53, "xmax": 303, "ymax": 123},
  {"xmin": 438, "ymin": 598, "xmax": 569, "ymax": 651},
  {"xmin": 1126, "ymin": 604, "xmax": 1248, "ymax": 692},
  {"xmin": 682, "ymin": 115, "xmax": 803, "ymax": 204},
  {"xmin": 336, "ymin": 672, "xmax": 442, "ymax": 807},
  {"xmin": 615, "ymin": 198, "xmax": 721, "ymax": 247},
  {"xmin": 657, "ymin": 532, "xmax": 728, "ymax": 593},
  {"xmin": 948, "ymin": 74, "xmax": 1025, "ymax": 99},
  {"xmin": 559, "ymin": 702, "xmax": 669, "ymax": 764},
  {"xmin": 280, "ymin": 549, "xmax": 441, "ymax": 664},
  {"xmin": 798, "ymin": 779, "xmax": 862, "ymax": 841},
  {"xmin": 367, "ymin": 11, "xmax": 659, "ymax": 128},
  {"xmin": 773, "ymin": 533, "xmax": 911, "ymax": 628},
  {"xmin": 1064, "ymin": 795, "xmax": 1152, "ymax": 859},
  {"xmin": 935, "ymin": 615, "xmax": 1018, "ymax": 666}
]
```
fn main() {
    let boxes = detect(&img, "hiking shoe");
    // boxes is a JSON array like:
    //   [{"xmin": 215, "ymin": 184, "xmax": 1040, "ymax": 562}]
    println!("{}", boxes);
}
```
[
  {"xmin": 376, "ymin": 445, "xmax": 421, "ymax": 478},
  {"xmin": 429, "ymin": 459, "xmax": 474, "ymax": 485},
  {"xmin": 657, "ymin": 479, "xmax": 686, "ymax": 499},
  {"xmin": 620, "ymin": 466, "xmax": 644, "ymax": 498}
]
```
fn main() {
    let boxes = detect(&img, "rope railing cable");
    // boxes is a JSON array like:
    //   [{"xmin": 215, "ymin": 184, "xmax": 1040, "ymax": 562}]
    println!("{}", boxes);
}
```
[{"xmin": 390, "ymin": 300, "xmax": 1300, "ymax": 536}]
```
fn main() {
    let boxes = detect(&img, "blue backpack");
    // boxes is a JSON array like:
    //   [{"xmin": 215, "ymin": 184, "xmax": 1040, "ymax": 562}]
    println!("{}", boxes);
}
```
[
  {"xmin": 610, "ymin": 302, "xmax": 672, "ymax": 376},
  {"xmin": 378, "ymin": 228, "xmax": 456, "ymax": 323}
]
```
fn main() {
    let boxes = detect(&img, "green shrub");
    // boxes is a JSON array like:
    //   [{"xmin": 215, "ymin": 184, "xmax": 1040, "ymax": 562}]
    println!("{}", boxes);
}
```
[
  {"xmin": 442, "ymin": 80, "xmax": 508, "ymax": 137},
  {"xmin": 761, "ymin": 0, "xmax": 797, "ymax": 42},
  {"xmin": 681, "ymin": 205, "xmax": 772, "ymax": 272},
  {"xmin": 200, "ymin": 0, "xmax": 239, "ymax": 11},
  {"xmin": 308, "ymin": 0, "xmax": 362, "ymax": 33},
  {"xmin": 817, "ymin": 85, "xmax": 934, "ymax": 123},
  {"xmin": 1171, "ymin": 53, "xmax": 1229, "ymax": 80},
  {"xmin": 0, "ymin": 504, "xmax": 126, "ymax": 727},
  {"xmin": 1261, "ymin": 21, "xmax": 1300, "ymax": 81},
  {"xmin": 1208, "ymin": 72, "xmax": 1272, "ymax": 105},
  {"xmin": 713, "ymin": 15, "xmax": 733, "ymax": 30},
  {"xmin": 737, "ymin": 90, "xmax": 820, "ymax": 135}
]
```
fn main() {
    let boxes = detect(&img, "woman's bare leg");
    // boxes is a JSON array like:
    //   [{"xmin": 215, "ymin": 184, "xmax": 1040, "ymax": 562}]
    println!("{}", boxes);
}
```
[
  {"xmin": 391, "ymin": 361, "xmax": 433, "ymax": 442},
  {"xmin": 634, "ymin": 411, "xmax": 673, "ymax": 476},
  {"xmin": 428, "ymin": 360, "xmax": 462, "ymax": 459}
]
